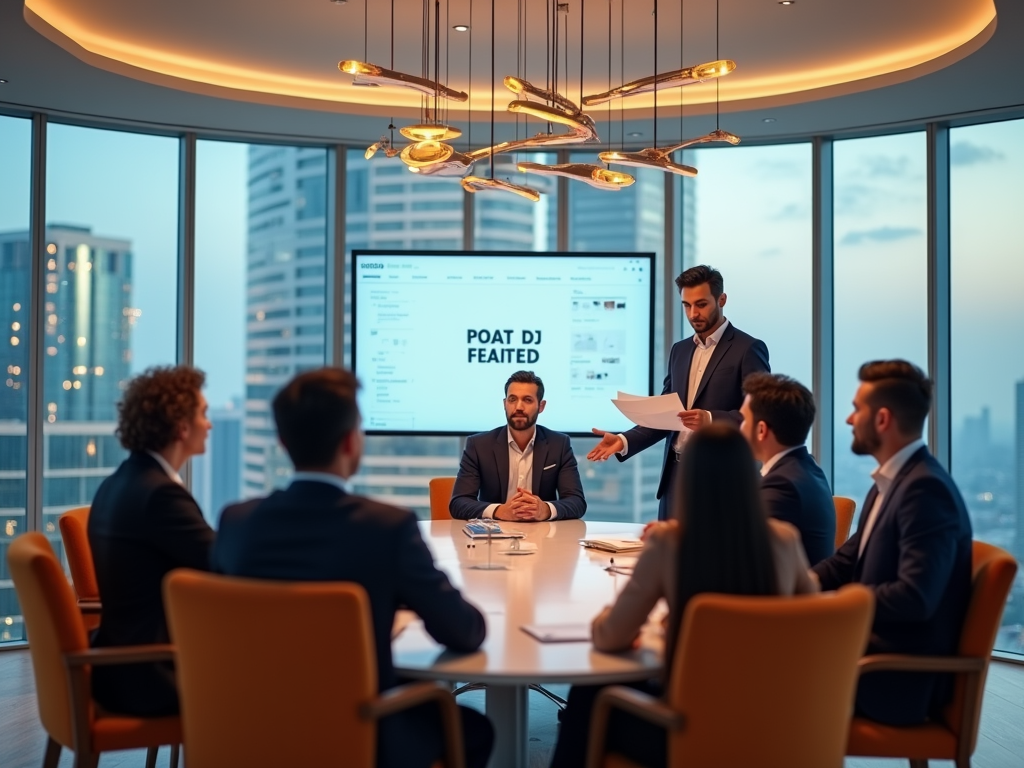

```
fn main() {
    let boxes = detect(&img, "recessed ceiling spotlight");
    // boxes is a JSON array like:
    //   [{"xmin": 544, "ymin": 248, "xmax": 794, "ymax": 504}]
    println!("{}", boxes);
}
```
[
  {"xmin": 778, "ymin": 1, "xmax": 795, "ymax": 5},
  {"xmin": 453, "ymin": 24, "xmax": 469, "ymax": 32},
  {"xmin": 0, "ymin": 78, "xmax": 8, "ymax": 84},
  {"xmin": 329, "ymin": 0, "xmax": 348, "ymax": 5},
  {"xmin": 627, "ymin": 131, "xmax": 643, "ymax": 137},
  {"xmin": 762, "ymin": 117, "xmax": 777, "ymax": 123}
]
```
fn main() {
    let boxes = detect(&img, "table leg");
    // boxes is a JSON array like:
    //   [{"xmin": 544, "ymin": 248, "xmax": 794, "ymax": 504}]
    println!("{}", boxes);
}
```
[{"xmin": 485, "ymin": 683, "xmax": 528, "ymax": 768}]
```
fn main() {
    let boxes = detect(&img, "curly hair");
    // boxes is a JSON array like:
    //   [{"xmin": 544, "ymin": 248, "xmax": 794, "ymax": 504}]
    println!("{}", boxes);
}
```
[{"xmin": 115, "ymin": 366, "xmax": 206, "ymax": 452}]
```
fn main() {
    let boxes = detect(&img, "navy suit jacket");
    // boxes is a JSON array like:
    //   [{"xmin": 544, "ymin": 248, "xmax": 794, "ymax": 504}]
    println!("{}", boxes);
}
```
[
  {"xmin": 449, "ymin": 424, "xmax": 587, "ymax": 520},
  {"xmin": 619, "ymin": 322, "xmax": 770, "ymax": 499},
  {"xmin": 812, "ymin": 446, "xmax": 972, "ymax": 725},
  {"xmin": 213, "ymin": 481, "xmax": 486, "ymax": 691},
  {"xmin": 760, "ymin": 446, "xmax": 836, "ymax": 566},
  {"xmin": 88, "ymin": 451, "xmax": 214, "ymax": 716}
]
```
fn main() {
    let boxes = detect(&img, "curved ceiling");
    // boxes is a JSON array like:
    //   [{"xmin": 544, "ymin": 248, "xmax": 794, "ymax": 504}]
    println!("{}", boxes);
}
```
[{"xmin": 24, "ymin": 0, "xmax": 996, "ymax": 117}]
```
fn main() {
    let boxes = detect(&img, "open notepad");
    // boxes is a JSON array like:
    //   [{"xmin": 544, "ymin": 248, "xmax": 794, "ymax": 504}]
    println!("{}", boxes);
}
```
[{"xmin": 580, "ymin": 537, "xmax": 644, "ymax": 553}]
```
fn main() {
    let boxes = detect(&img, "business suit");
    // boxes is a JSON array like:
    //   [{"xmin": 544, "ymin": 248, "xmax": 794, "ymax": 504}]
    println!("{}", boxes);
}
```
[
  {"xmin": 88, "ymin": 451, "xmax": 214, "ymax": 716},
  {"xmin": 213, "ymin": 480, "xmax": 491, "ymax": 768},
  {"xmin": 449, "ymin": 424, "xmax": 587, "ymax": 520},
  {"xmin": 619, "ymin": 321, "xmax": 770, "ymax": 519},
  {"xmin": 813, "ymin": 446, "xmax": 972, "ymax": 725},
  {"xmin": 761, "ymin": 446, "xmax": 836, "ymax": 566}
]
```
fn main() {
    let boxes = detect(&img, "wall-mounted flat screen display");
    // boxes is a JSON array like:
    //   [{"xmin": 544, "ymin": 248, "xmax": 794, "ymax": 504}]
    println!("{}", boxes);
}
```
[{"xmin": 352, "ymin": 250, "xmax": 654, "ymax": 436}]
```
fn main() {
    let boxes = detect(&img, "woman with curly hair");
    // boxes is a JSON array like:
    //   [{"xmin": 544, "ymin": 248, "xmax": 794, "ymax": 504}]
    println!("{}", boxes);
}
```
[{"xmin": 88, "ymin": 365, "xmax": 215, "ymax": 716}]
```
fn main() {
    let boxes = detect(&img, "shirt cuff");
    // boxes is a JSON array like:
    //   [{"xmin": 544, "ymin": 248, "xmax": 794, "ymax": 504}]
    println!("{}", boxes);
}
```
[
  {"xmin": 706, "ymin": 410, "xmax": 712, "ymax": 422},
  {"xmin": 482, "ymin": 503, "xmax": 499, "ymax": 519},
  {"xmin": 617, "ymin": 434, "xmax": 629, "ymax": 457},
  {"xmin": 546, "ymin": 502, "xmax": 558, "ymax": 521}
]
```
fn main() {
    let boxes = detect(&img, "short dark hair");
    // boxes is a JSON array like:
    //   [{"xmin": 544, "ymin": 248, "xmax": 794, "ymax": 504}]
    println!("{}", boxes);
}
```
[
  {"xmin": 858, "ymin": 360, "xmax": 932, "ymax": 436},
  {"xmin": 116, "ymin": 366, "xmax": 206, "ymax": 452},
  {"xmin": 272, "ymin": 368, "xmax": 361, "ymax": 469},
  {"xmin": 742, "ymin": 372, "xmax": 816, "ymax": 447},
  {"xmin": 675, "ymin": 265, "xmax": 724, "ymax": 298},
  {"xmin": 504, "ymin": 370, "xmax": 544, "ymax": 401}
]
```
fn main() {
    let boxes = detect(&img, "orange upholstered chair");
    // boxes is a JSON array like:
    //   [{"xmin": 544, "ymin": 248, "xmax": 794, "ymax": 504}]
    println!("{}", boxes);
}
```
[
  {"xmin": 58, "ymin": 506, "xmax": 102, "ymax": 631},
  {"xmin": 846, "ymin": 540, "xmax": 1018, "ymax": 768},
  {"xmin": 833, "ymin": 496, "xmax": 857, "ymax": 551},
  {"xmin": 586, "ymin": 585, "xmax": 875, "ymax": 768},
  {"xmin": 164, "ymin": 570, "xmax": 464, "ymax": 768},
  {"xmin": 7, "ymin": 532, "xmax": 180, "ymax": 768},
  {"xmin": 429, "ymin": 476, "xmax": 457, "ymax": 520}
]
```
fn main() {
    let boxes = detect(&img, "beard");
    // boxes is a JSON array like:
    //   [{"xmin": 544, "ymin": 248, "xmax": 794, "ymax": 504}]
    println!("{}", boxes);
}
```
[
  {"xmin": 851, "ymin": 425, "xmax": 881, "ymax": 456},
  {"xmin": 688, "ymin": 304, "xmax": 721, "ymax": 333},
  {"xmin": 507, "ymin": 410, "xmax": 538, "ymax": 432}
]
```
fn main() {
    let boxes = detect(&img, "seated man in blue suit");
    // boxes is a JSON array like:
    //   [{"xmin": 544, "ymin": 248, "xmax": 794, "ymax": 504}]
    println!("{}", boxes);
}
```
[
  {"xmin": 450, "ymin": 370, "xmax": 586, "ymax": 521},
  {"xmin": 213, "ymin": 368, "xmax": 493, "ymax": 768},
  {"xmin": 739, "ymin": 372, "xmax": 835, "ymax": 565},
  {"xmin": 813, "ymin": 360, "xmax": 972, "ymax": 726}
]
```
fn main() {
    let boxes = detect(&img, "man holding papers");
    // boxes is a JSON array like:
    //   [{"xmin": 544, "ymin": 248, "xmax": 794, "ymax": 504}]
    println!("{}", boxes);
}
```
[
  {"xmin": 450, "ymin": 371, "xmax": 587, "ymax": 521},
  {"xmin": 588, "ymin": 265, "xmax": 770, "ymax": 520}
]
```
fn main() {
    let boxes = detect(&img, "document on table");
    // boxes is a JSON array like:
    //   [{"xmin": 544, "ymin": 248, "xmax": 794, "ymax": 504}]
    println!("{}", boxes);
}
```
[
  {"xmin": 521, "ymin": 623, "xmax": 592, "ymax": 643},
  {"xmin": 612, "ymin": 391, "xmax": 690, "ymax": 432}
]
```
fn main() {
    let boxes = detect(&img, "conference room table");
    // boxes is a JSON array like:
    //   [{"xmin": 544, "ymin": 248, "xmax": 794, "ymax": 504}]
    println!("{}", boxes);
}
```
[{"xmin": 393, "ymin": 519, "xmax": 664, "ymax": 768}]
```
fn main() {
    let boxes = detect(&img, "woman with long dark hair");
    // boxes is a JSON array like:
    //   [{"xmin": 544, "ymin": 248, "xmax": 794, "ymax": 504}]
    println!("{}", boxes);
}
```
[{"xmin": 549, "ymin": 423, "xmax": 817, "ymax": 768}]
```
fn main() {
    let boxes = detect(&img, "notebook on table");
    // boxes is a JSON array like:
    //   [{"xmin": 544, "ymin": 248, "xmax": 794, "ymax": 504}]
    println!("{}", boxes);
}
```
[{"xmin": 579, "ymin": 537, "xmax": 644, "ymax": 553}]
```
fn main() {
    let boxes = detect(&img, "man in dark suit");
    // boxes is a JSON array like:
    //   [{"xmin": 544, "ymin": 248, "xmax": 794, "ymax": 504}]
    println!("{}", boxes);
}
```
[
  {"xmin": 589, "ymin": 265, "xmax": 770, "ymax": 519},
  {"xmin": 813, "ymin": 360, "xmax": 972, "ymax": 726},
  {"xmin": 213, "ymin": 367, "xmax": 493, "ymax": 768},
  {"xmin": 740, "ymin": 372, "xmax": 835, "ymax": 565},
  {"xmin": 88, "ymin": 365, "xmax": 215, "ymax": 716},
  {"xmin": 450, "ymin": 371, "xmax": 586, "ymax": 521}
]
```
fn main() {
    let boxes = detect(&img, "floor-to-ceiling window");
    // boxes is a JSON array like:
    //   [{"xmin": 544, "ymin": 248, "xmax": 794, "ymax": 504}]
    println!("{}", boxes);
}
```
[
  {"xmin": 43, "ymin": 124, "xmax": 179, "ymax": 566},
  {"xmin": 833, "ymin": 133, "xmax": 929, "ymax": 507},
  {"xmin": 950, "ymin": 117, "xmax": 1024, "ymax": 655},
  {"xmin": 0, "ymin": 115, "xmax": 32, "ymax": 644}
]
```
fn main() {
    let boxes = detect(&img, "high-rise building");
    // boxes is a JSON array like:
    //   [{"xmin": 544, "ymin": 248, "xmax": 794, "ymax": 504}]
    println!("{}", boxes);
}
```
[
  {"xmin": 191, "ymin": 402, "xmax": 243, "ymax": 527},
  {"xmin": 1015, "ymin": 380, "xmax": 1024, "ymax": 560}
]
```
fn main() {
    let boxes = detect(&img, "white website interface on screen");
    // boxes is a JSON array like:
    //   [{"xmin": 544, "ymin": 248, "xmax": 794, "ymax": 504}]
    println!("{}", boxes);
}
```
[{"xmin": 353, "ymin": 252, "xmax": 653, "ymax": 434}]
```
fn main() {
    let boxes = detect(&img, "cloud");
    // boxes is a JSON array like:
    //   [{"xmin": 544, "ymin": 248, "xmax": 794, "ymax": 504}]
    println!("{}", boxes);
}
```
[
  {"xmin": 773, "ymin": 203, "xmax": 807, "ymax": 221},
  {"xmin": 839, "ymin": 226, "xmax": 923, "ymax": 246},
  {"xmin": 950, "ymin": 141, "xmax": 1005, "ymax": 166},
  {"xmin": 752, "ymin": 159, "xmax": 803, "ymax": 179},
  {"xmin": 861, "ymin": 155, "xmax": 915, "ymax": 179}
]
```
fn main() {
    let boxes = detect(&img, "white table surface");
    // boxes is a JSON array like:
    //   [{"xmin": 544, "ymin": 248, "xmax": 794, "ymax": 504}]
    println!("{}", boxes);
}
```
[{"xmin": 393, "ymin": 519, "xmax": 664, "ymax": 768}]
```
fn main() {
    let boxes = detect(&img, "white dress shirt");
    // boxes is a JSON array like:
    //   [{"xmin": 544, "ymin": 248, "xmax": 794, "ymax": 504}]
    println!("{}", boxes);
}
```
[
  {"xmin": 482, "ymin": 427, "xmax": 558, "ymax": 520},
  {"xmin": 619, "ymin": 319, "xmax": 730, "ymax": 458},
  {"xmin": 146, "ymin": 450, "xmax": 184, "ymax": 486},
  {"xmin": 857, "ymin": 438, "xmax": 927, "ymax": 557},
  {"xmin": 759, "ymin": 444, "xmax": 802, "ymax": 477}
]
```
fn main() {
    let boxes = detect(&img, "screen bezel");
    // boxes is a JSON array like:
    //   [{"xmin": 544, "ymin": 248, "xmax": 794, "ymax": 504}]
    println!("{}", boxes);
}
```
[{"xmin": 351, "ymin": 249, "xmax": 656, "ymax": 437}]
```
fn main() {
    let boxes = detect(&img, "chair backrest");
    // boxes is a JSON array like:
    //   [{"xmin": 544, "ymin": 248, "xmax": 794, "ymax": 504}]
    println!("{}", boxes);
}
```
[
  {"xmin": 665, "ymin": 585, "xmax": 874, "ymax": 768},
  {"xmin": 832, "ymin": 496, "xmax": 856, "ymax": 550},
  {"xmin": 58, "ymin": 506, "xmax": 100, "ymax": 603},
  {"xmin": 7, "ymin": 532, "xmax": 90, "ymax": 748},
  {"xmin": 429, "ymin": 476, "xmax": 456, "ymax": 520},
  {"xmin": 165, "ymin": 571, "xmax": 379, "ymax": 768},
  {"xmin": 941, "ymin": 540, "xmax": 1017, "ymax": 749}
]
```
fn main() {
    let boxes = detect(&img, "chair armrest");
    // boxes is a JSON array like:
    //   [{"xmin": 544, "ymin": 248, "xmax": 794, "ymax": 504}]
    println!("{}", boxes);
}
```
[
  {"xmin": 65, "ymin": 644, "xmax": 176, "ymax": 668},
  {"xmin": 858, "ymin": 654, "xmax": 986, "ymax": 676},
  {"xmin": 362, "ymin": 682, "xmax": 465, "ymax": 768},
  {"xmin": 78, "ymin": 601, "xmax": 102, "ymax": 615},
  {"xmin": 586, "ymin": 686, "xmax": 683, "ymax": 768}
]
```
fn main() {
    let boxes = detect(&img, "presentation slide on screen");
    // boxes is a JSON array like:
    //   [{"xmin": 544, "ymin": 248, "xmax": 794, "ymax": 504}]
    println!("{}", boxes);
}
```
[{"xmin": 352, "ymin": 252, "xmax": 654, "ymax": 435}]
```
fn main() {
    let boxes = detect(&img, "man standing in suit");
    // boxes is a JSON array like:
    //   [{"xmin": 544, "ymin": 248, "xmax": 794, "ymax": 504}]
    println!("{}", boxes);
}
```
[
  {"xmin": 213, "ymin": 368, "xmax": 493, "ymax": 768},
  {"xmin": 588, "ymin": 265, "xmax": 770, "ymax": 519},
  {"xmin": 450, "ymin": 370, "xmax": 587, "ymax": 521},
  {"xmin": 88, "ymin": 365, "xmax": 215, "ymax": 716},
  {"xmin": 813, "ymin": 360, "xmax": 972, "ymax": 726},
  {"xmin": 739, "ymin": 372, "xmax": 836, "ymax": 565}
]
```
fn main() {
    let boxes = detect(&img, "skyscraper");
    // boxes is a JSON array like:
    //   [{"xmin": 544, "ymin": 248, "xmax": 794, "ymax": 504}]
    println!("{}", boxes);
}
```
[
  {"xmin": 1015, "ymin": 380, "xmax": 1024, "ymax": 560},
  {"xmin": 191, "ymin": 402, "xmax": 243, "ymax": 527}
]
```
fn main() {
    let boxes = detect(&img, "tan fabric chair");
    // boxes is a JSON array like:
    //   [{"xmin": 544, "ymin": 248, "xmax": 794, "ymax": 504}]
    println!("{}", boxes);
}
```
[
  {"xmin": 7, "ymin": 532, "xmax": 180, "ymax": 768},
  {"xmin": 429, "ymin": 476, "xmax": 457, "ymax": 520},
  {"xmin": 164, "ymin": 569, "xmax": 464, "ymax": 768},
  {"xmin": 58, "ymin": 506, "xmax": 101, "ymax": 631},
  {"xmin": 833, "ymin": 495, "xmax": 856, "ymax": 550},
  {"xmin": 587, "ymin": 585, "xmax": 875, "ymax": 768},
  {"xmin": 847, "ymin": 540, "xmax": 1018, "ymax": 768}
]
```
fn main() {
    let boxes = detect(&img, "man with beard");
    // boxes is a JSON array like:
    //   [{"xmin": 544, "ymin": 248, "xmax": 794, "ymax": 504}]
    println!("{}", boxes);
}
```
[
  {"xmin": 813, "ymin": 360, "xmax": 972, "ymax": 726},
  {"xmin": 449, "ymin": 370, "xmax": 587, "ymax": 521},
  {"xmin": 588, "ymin": 265, "xmax": 770, "ymax": 520}
]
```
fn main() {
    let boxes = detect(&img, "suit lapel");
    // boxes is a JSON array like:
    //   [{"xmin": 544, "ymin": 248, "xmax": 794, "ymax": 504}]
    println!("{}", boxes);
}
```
[
  {"xmin": 855, "ymin": 446, "xmax": 927, "ymax": 564},
  {"xmin": 531, "ymin": 427, "xmax": 549, "ymax": 496},
  {"xmin": 691, "ymin": 326, "xmax": 734, "ymax": 407},
  {"xmin": 675, "ymin": 339, "xmax": 697, "ymax": 405},
  {"xmin": 494, "ymin": 429, "xmax": 510, "ymax": 499}
]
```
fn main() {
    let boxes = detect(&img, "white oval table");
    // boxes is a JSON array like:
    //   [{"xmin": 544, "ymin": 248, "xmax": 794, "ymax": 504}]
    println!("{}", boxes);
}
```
[{"xmin": 393, "ymin": 520, "xmax": 664, "ymax": 768}]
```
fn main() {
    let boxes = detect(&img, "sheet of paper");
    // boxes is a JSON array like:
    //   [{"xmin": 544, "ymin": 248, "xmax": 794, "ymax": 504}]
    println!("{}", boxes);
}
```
[
  {"xmin": 521, "ymin": 623, "xmax": 592, "ymax": 643},
  {"xmin": 611, "ymin": 391, "xmax": 690, "ymax": 431}
]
